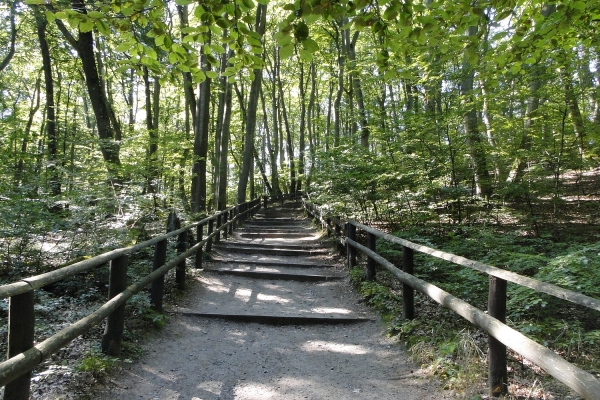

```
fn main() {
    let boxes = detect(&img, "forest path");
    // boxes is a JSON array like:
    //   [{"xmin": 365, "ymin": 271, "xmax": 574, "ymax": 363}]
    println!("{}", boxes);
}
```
[{"xmin": 95, "ymin": 203, "xmax": 442, "ymax": 399}]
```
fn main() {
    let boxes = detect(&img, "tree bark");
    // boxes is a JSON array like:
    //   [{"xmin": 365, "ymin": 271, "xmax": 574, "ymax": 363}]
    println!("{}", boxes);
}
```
[
  {"xmin": 191, "ymin": 45, "xmax": 211, "ymax": 214},
  {"xmin": 237, "ymin": 3, "xmax": 267, "ymax": 203},
  {"xmin": 35, "ymin": 9, "xmax": 61, "ymax": 196},
  {"xmin": 0, "ymin": 0, "xmax": 17, "ymax": 72},
  {"xmin": 461, "ymin": 25, "xmax": 492, "ymax": 198},
  {"xmin": 297, "ymin": 61, "xmax": 306, "ymax": 191}
]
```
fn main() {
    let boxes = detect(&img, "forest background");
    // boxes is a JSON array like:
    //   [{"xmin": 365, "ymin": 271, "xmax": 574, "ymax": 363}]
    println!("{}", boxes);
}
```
[{"xmin": 1, "ymin": 0, "xmax": 600, "ymax": 397}]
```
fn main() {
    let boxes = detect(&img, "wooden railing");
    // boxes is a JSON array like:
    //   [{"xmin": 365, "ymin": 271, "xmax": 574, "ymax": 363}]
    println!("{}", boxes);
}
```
[
  {"xmin": 0, "ymin": 197, "xmax": 262, "ymax": 400},
  {"xmin": 302, "ymin": 200, "xmax": 600, "ymax": 400}
]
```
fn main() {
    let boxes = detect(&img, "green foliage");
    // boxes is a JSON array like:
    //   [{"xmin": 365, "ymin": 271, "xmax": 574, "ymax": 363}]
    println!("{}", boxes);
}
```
[
  {"xmin": 76, "ymin": 349, "xmax": 119, "ymax": 376},
  {"xmin": 138, "ymin": 307, "xmax": 169, "ymax": 330}
]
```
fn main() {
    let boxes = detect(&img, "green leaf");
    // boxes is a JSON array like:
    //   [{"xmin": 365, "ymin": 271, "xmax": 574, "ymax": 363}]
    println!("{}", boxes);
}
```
[
  {"xmin": 384, "ymin": 69, "xmax": 397, "ymax": 79},
  {"xmin": 205, "ymin": 71, "xmax": 218, "ymax": 79},
  {"xmin": 279, "ymin": 43, "xmax": 295, "ymax": 59},
  {"xmin": 175, "ymin": 0, "xmax": 194, "ymax": 4},
  {"xmin": 299, "ymin": 48, "xmax": 312, "ymax": 62},
  {"xmin": 45, "ymin": 11, "xmax": 56, "ymax": 24},
  {"xmin": 155, "ymin": 35, "xmax": 165, "ymax": 46},
  {"xmin": 88, "ymin": 11, "xmax": 103, "ymax": 19},
  {"xmin": 301, "ymin": 37, "xmax": 319, "ymax": 53},
  {"xmin": 210, "ymin": 44, "xmax": 226, "ymax": 54},
  {"xmin": 465, "ymin": 47, "xmax": 478, "ymax": 65},
  {"xmin": 242, "ymin": 0, "xmax": 255, "ymax": 9},
  {"xmin": 192, "ymin": 70, "xmax": 206, "ymax": 83},
  {"xmin": 96, "ymin": 19, "xmax": 110, "ymax": 36}
]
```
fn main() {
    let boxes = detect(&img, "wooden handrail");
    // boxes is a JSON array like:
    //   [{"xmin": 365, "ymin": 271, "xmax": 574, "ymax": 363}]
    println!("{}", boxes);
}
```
[
  {"xmin": 346, "ymin": 238, "xmax": 600, "ymax": 400},
  {"xmin": 0, "ymin": 205, "xmax": 238, "ymax": 299},
  {"xmin": 349, "ymin": 220, "xmax": 600, "ymax": 313},
  {"xmin": 0, "ymin": 197, "xmax": 261, "ymax": 398},
  {"xmin": 303, "ymin": 200, "xmax": 600, "ymax": 400}
]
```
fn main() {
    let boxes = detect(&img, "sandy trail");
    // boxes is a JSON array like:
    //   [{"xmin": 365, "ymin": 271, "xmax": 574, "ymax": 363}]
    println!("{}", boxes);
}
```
[{"xmin": 94, "ymin": 204, "xmax": 441, "ymax": 399}]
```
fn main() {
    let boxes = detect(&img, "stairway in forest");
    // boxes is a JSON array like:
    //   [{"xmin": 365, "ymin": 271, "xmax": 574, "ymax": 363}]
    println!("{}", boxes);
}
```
[
  {"xmin": 96, "ymin": 201, "xmax": 439, "ymax": 399},
  {"xmin": 173, "ymin": 201, "xmax": 372, "ymax": 325}
]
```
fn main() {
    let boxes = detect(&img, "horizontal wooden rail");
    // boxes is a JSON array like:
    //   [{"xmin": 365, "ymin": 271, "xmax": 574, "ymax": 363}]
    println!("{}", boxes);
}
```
[
  {"xmin": 302, "ymin": 200, "xmax": 600, "ymax": 399},
  {"xmin": 0, "ymin": 197, "xmax": 261, "ymax": 398},
  {"xmin": 0, "ymin": 205, "xmax": 239, "ymax": 299},
  {"xmin": 349, "ymin": 220, "xmax": 600, "ymax": 313},
  {"xmin": 346, "ymin": 238, "xmax": 600, "ymax": 400}
]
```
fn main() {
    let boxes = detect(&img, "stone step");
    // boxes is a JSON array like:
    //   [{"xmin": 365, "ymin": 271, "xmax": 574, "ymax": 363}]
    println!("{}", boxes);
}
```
[
  {"xmin": 238, "ymin": 227, "xmax": 315, "ymax": 234},
  {"xmin": 169, "ymin": 311, "xmax": 371, "ymax": 325},
  {"xmin": 239, "ymin": 232, "xmax": 319, "ymax": 239},
  {"xmin": 218, "ymin": 242, "xmax": 326, "ymax": 250},
  {"xmin": 203, "ymin": 268, "xmax": 342, "ymax": 282},
  {"xmin": 243, "ymin": 221, "xmax": 311, "ymax": 227},
  {"xmin": 209, "ymin": 259, "xmax": 335, "ymax": 269},
  {"xmin": 214, "ymin": 245, "xmax": 328, "ymax": 257}
]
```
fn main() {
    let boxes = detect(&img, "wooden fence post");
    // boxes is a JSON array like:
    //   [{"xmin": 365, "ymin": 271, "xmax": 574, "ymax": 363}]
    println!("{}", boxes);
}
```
[
  {"xmin": 222, "ymin": 212, "xmax": 228, "ymax": 240},
  {"xmin": 347, "ymin": 223, "xmax": 357, "ymax": 269},
  {"xmin": 326, "ymin": 218, "xmax": 332, "ymax": 237},
  {"xmin": 195, "ymin": 224, "xmax": 203, "ymax": 269},
  {"xmin": 102, "ymin": 255, "xmax": 129, "ymax": 356},
  {"xmin": 215, "ymin": 214, "xmax": 222, "ymax": 243},
  {"xmin": 229, "ymin": 208, "xmax": 235, "ymax": 234},
  {"xmin": 488, "ymin": 276, "xmax": 508, "ymax": 397},
  {"xmin": 150, "ymin": 239, "xmax": 167, "ymax": 312},
  {"xmin": 263, "ymin": 196, "xmax": 268, "ymax": 209},
  {"xmin": 176, "ymin": 230, "xmax": 188, "ymax": 290},
  {"xmin": 206, "ymin": 218, "xmax": 214, "ymax": 252},
  {"xmin": 334, "ymin": 217, "xmax": 344, "ymax": 254},
  {"xmin": 4, "ymin": 291, "xmax": 35, "ymax": 400},
  {"xmin": 366, "ymin": 232, "xmax": 377, "ymax": 281},
  {"xmin": 402, "ymin": 247, "xmax": 415, "ymax": 319}
]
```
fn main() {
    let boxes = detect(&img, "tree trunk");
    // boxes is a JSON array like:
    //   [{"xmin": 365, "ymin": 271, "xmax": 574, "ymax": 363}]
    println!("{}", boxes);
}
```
[
  {"xmin": 56, "ymin": 1, "xmax": 122, "ymax": 182},
  {"xmin": 261, "ymin": 87, "xmax": 281, "ymax": 196},
  {"xmin": 346, "ymin": 30, "xmax": 369, "ymax": 148},
  {"xmin": 297, "ymin": 62, "xmax": 306, "ymax": 192},
  {"xmin": 237, "ymin": 4, "xmax": 267, "ymax": 203},
  {"xmin": 191, "ymin": 37, "xmax": 212, "ymax": 213},
  {"xmin": 507, "ymin": 4, "xmax": 555, "ymax": 183},
  {"xmin": 461, "ymin": 25, "xmax": 492, "ymax": 198},
  {"xmin": 143, "ymin": 66, "xmax": 160, "ymax": 194},
  {"xmin": 277, "ymin": 53, "xmax": 296, "ymax": 194},
  {"xmin": 216, "ymin": 78, "xmax": 233, "ymax": 211},
  {"xmin": 15, "ymin": 76, "xmax": 42, "ymax": 187},
  {"xmin": 36, "ymin": 9, "xmax": 61, "ymax": 196}
]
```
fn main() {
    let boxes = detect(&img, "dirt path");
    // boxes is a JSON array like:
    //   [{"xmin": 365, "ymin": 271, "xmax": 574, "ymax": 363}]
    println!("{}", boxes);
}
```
[{"xmin": 94, "ymin": 203, "xmax": 442, "ymax": 399}]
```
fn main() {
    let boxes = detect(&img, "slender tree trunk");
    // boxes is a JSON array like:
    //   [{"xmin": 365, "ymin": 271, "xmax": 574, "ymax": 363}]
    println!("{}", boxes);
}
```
[
  {"xmin": 461, "ymin": 25, "xmax": 492, "ymax": 198},
  {"xmin": 35, "ymin": 9, "xmax": 61, "ymax": 196},
  {"xmin": 307, "ymin": 62, "xmax": 317, "ymax": 189},
  {"xmin": 15, "ymin": 76, "xmax": 42, "ymax": 187},
  {"xmin": 0, "ymin": 0, "xmax": 17, "ymax": 72},
  {"xmin": 507, "ymin": 4, "xmax": 555, "ymax": 183},
  {"xmin": 237, "ymin": 4, "xmax": 267, "ymax": 203},
  {"xmin": 216, "ymin": 78, "xmax": 233, "ymax": 210},
  {"xmin": 55, "ymin": 1, "xmax": 122, "ymax": 182},
  {"xmin": 213, "ymin": 42, "xmax": 230, "ymax": 208},
  {"xmin": 261, "ymin": 87, "xmax": 281, "ymax": 196},
  {"xmin": 332, "ymin": 23, "xmax": 345, "ymax": 148},
  {"xmin": 563, "ymin": 63, "xmax": 587, "ymax": 159},
  {"xmin": 276, "ymin": 53, "xmax": 296, "ymax": 194},
  {"xmin": 191, "ymin": 37, "xmax": 212, "ymax": 214},
  {"xmin": 346, "ymin": 30, "xmax": 369, "ymax": 148},
  {"xmin": 297, "ymin": 62, "xmax": 306, "ymax": 192},
  {"xmin": 143, "ymin": 66, "xmax": 160, "ymax": 194}
]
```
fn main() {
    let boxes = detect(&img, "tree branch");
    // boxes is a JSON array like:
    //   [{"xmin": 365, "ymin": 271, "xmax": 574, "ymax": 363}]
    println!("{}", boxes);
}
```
[{"xmin": 0, "ymin": 1, "xmax": 18, "ymax": 72}]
